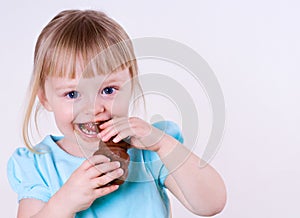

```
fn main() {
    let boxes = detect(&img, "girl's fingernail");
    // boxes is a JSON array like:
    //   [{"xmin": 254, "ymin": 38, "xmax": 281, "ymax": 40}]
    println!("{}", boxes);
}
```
[
  {"xmin": 117, "ymin": 168, "xmax": 124, "ymax": 175},
  {"xmin": 115, "ymin": 161, "xmax": 121, "ymax": 167}
]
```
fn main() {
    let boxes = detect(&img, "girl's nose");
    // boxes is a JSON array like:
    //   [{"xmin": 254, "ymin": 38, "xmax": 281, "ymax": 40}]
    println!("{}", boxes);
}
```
[
  {"xmin": 93, "ymin": 96, "xmax": 106, "ymax": 116},
  {"xmin": 94, "ymin": 103, "xmax": 105, "ymax": 114},
  {"xmin": 75, "ymin": 95, "xmax": 106, "ymax": 118}
]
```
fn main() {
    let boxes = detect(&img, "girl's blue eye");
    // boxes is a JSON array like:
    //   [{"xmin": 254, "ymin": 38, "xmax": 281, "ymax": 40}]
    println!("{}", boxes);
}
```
[
  {"xmin": 67, "ymin": 91, "xmax": 79, "ymax": 99},
  {"xmin": 102, "ymin": 87, "xmax": 116, "ymax": 95}
]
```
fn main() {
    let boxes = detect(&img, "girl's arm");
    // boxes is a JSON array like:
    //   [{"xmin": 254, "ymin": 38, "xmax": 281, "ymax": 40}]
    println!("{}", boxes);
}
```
[
  {"xmin": 17, "ymin": 198, "xmax": 73, "ymax": 218},
  {"xmin": 18, "ymin": 199, "xmax": 45, "ymax": 218},
  {"xmin": 99, "ymin": 117, "xmax": 227, "ymax": 216},
  {"xmin": 157, "ymin": 134, "xmax": 227, "ymax": 216},
  {"xmin": 16, "ymin": 155, "xmax": 123, "ymax": 218}
]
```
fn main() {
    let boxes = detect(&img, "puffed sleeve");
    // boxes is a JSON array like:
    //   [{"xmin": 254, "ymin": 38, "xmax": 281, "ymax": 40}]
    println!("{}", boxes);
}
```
[
  {"xmin": 152, "ymin": 121, "xmax": 184, "ymax": 144},
  {"xmin": 7, "ymin": 147, "xmax": 51, "ymax": 202},
  {"xmin": 145, "ymin": 121, "xmax": 184, "ymax": 188}
]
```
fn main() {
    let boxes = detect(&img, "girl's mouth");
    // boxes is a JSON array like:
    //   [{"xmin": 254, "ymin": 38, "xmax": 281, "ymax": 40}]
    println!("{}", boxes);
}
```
[{"xmin": 77, "ymin": 122, "xmax": 101, "ymax": 137}]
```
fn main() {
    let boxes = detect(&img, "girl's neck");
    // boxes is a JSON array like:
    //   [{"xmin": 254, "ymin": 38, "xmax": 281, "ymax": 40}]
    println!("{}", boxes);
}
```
[{"xmin": 56, "ymin": 138, "xmax": 97, "ymax": 158}]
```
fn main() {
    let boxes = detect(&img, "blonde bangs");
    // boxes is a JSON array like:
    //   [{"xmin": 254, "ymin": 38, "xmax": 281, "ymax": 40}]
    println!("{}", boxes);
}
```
[
  {"xmin": 83, "ymin": 40, "xmax": 137, "ymax": 78},
  {"xmin": 35, "ymin": 10, "xmax": 137, "ymax": 81},
  {"xmin": 42, "ymin": 37, "xmax": 136, "ymax": 80}
]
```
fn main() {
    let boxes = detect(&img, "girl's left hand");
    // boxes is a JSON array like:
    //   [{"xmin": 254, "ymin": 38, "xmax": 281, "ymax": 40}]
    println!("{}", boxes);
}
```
[{"xmin": 98, "ymin": 117, "xmax": 164, "ymax": 152}]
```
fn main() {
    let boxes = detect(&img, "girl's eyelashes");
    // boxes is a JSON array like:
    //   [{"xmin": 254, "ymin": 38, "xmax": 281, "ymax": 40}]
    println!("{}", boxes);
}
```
[
  {"xmin": 62, "ymin": 86, "xmax": 117, "ymax": 99},
  {"xmin": 101, "ymin": 86, "xmax": 117, "ymax": 95},
  {"xmin": 66, "ymin": 90, "xmax": 80, "ymax": 99}
]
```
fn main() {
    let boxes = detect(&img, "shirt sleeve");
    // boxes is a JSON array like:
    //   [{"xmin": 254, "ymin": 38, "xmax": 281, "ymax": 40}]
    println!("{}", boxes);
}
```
[
  {"xmin": 145, "ymin": 121, "xmax": 184, "ymax": 188},
  {"xmin": 7, "ymin": 147, "xmax": 51, "ymax": 202},
  {"xmin": 152, "ymin": 121, "xmax": 184, "ymax": 144}
]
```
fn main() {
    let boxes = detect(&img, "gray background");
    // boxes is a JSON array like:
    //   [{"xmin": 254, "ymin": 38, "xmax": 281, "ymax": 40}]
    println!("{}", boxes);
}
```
[{"xmin": 1, "ymin": 0, "xmax": 299, "ymax": 217}]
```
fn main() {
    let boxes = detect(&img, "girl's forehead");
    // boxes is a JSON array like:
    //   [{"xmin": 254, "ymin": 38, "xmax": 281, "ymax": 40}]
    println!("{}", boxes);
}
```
[
  {"xmin": 80, "ymin": 67, "xmax": 131, "ymax": 81},
  {"xmin": 46, "ymin": 68, "xmax": 131, "ymax": 87}
]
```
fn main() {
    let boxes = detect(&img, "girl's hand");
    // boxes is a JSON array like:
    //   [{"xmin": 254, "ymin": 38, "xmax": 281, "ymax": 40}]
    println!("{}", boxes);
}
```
[
  {"xmin": 98, "ymin": 117, "xmax": 165, "ymax": 152},
  {"xmin": 58, "ymin": 155, "xmax": 124, "ymax": 215}
]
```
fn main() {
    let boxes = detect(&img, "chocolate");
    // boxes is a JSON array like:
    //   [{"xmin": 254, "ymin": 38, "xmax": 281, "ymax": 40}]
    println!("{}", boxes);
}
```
[{"xmin": 93, "ymin": 137, "xmax": 130, "ymax": 186}]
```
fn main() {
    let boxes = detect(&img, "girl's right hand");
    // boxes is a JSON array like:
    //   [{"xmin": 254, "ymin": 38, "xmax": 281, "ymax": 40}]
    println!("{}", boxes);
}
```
[{"xmin": 58, "ymin": 154, "xmax": 123, "ymax": 215}]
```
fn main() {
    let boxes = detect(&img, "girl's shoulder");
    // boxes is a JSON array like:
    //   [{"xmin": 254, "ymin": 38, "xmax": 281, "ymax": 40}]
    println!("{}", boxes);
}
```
[
  {"xmin": 7, "ymin": 135, "xmax": 82, "ymax": 176},
  {"xmin": 152, "ymin": 120, "xmax": 184, "ymax": 143},
  {"xmin": 8, "ymin": 135, "xmax": 62, "ymax": 161},
  {"xmin": 6, "ymin": 135, "xmax": 58, "ymax": 202},
  {"xmin": 7, "ymin": 135, "xmax": 82, "ymax": 202}
]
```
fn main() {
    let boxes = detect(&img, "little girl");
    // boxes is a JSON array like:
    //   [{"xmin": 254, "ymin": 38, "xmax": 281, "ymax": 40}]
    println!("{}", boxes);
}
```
[{"xmin": 7, "ymin": 9, "xmax": 226, "ymax": 218}]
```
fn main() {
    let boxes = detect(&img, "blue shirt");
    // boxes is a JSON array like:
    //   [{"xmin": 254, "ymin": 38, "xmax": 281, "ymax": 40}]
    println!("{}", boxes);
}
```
[{"xmin": 7, "ymin": 121, "xmax": 183, "ymax": 218}]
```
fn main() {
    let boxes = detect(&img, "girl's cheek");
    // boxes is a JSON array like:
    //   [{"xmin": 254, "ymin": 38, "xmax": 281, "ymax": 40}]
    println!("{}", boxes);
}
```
[
  {"xmin": 111, "ymin": 94, "xmax": 131, "ymax": 114},
  {"xmin": 111, "ymin": 102, "xmax": 130, "ymax": 116},
  {"xmin": 55, "ymin": 105, "xmax": 75, "ymax": 120}
]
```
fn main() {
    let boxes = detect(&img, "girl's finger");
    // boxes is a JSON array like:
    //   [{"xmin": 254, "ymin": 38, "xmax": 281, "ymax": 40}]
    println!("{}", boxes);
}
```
[
  {"xmin": 109, "ymin": 118, "xmax": 153, "ymax": 143},
  {"xmin": 86, "ymin": 161, "xmax": 121, "ymax": 179},
  {"xmin": 112, "ymin": 129, "xmax": 134, "ymax": 143},
  {"xmin": 92, "ymin": 168, "xmax": 124, "ymax": 188},
  {"xmin": 98, "ymin": 123, "xmax": 121, "ymax": 140},
  {"xmin": 94, "ymin": 185, "xmax": 119, "ymax": 198},
  {"xmin": 100, "ymin": 121, "xmax": 132, "ymax": 142},
  {"xmin": 80, "ymin": 155, "xmax": 111, "ymax": 171},
  {"xmin": 99, "ymin": 117, "xmax": 125, "ymax": 129}
]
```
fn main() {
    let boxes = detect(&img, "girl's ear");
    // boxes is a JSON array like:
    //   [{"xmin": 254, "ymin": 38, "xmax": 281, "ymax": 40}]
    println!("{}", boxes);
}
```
[{"xmin": 38, "ymin": 88, "xmax": 53, "ymax": 111}]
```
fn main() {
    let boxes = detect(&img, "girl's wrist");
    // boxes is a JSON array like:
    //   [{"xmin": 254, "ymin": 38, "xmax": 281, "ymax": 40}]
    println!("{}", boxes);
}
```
[
  {"xmin": 47, "ymin": 188, "xmax": 77, "ymax": 217},
  {"xmin": 38, "ymin": 198, "xmax": 75, "ymax": 218},
  {"xmin": 155, "ymin": 135, "xmax": 193, "ymax": 173},
  {"xmin": 155, "ymin": 134, "xmax": 178, "ymax": 157}
]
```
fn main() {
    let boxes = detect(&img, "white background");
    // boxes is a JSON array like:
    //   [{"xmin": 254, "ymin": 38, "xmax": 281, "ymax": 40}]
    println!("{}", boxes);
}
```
[{"xmin": 1, "ymin": 0, "xmax": 300, "ymax": 217}]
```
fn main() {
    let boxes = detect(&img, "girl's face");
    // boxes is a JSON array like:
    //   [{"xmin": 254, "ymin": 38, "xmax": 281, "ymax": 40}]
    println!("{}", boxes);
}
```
[{"xmin": 39, "ymin": 68, "xmax": 132, "ymax": 153}]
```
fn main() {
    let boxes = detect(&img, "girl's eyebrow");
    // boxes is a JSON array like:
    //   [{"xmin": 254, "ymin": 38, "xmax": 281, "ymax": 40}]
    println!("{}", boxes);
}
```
[
  {"xmin": 101, "ymin": 70, "xmax": 129, "ymax": 85},
  {"xmin": 101, "ymin": 78, "xmax": 121, "ymax": 85},
  {"xmin": 45, "ymin": 77, "xmax": 79, "ymax": 91},
  {"xmin": 54, "ymin": 83, "xmax": 78, "ymax": 91}
]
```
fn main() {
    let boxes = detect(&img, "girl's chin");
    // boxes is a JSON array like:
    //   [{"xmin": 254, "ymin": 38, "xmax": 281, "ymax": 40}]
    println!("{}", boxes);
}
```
[{"xmin": 73, "ymin": 137, "xmax": 99, "ymax": 157}]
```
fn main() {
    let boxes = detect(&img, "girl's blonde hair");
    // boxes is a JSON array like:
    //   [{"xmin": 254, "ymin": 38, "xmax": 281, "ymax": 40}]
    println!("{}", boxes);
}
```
[{"xmin": 23, "ymin": 9, "xmax": 140, "ymax": 150}]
